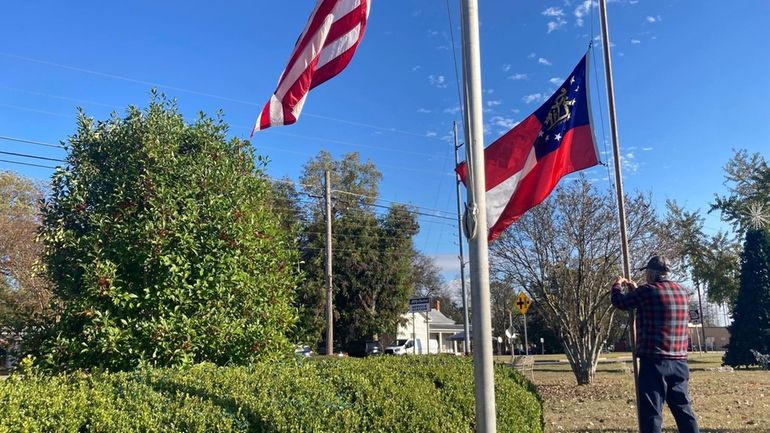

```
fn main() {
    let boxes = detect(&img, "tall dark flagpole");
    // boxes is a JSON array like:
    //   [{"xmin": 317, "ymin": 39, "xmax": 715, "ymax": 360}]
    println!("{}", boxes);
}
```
[
  {"xmin": 459, "ymin": 1, "xmax": 497, "ymax": 431},
  {"xmin": 599, "ymin": 0, "xmax": 640, "ymax": 430},
  {"xmin": 453, "ymin": 122, "xmax": 471, "ymax": 354}
]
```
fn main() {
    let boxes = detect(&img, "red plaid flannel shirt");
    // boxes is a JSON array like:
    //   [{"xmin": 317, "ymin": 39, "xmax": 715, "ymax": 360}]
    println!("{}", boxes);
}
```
[{"xmin": 611, "ymin": 280, "xmax": 690, "ymax": 360}]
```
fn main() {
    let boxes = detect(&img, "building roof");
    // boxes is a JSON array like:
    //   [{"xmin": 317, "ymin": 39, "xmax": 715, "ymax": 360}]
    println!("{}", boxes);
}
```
[
  {"xmin": 448, "ymin": 331, "xmax": 469, "ymax": 341},
  {"xmin": 427, "ymin": 310, "xmax": 466, "ymax": 333},
  {"xmin": 401, "ymin": 309, "xmax": 468, "ymax": 333},
  {"xmin": 427, "ymin": 309, "xmax": 458, "ymax": 325}
]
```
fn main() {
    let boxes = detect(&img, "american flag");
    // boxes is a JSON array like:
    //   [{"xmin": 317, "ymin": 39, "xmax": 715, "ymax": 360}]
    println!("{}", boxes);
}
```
[{"xmin": 251, "ymin": 0, "xmax": 370, "ymax": 136}]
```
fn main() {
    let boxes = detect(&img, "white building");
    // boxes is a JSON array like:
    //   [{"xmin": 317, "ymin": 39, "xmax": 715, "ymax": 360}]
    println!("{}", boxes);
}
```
[{"xmin": 395, "ymin": 305, "xmax": 467, "ymax": 354}]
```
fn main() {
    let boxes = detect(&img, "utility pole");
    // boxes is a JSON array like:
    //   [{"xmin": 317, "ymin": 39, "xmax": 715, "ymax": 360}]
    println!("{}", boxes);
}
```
[
  {"xmin": 722, "ymin": 302, "xmax": 729, "ymax": 326},
  {"xmin": 509, "ymin": 309, "xmax": 514, "ymax": 364},
  {"xmin": 412, "ymin": 311, "xmax": 417, "ymax": 354},
  {"xmin": 324, "ymin": 170, "xmax": 334, "ymax": 356},
  {"xmin": 453, "ymin": 121, "xmax": 471, "ymax": 355},
  {"xmin": 459, "ymin": 1, "xmax": 497, "ymax": 431},
  {"xmin": 523, "ymin": 312, "xmax": 529, "ymax": 356},
  {"xmin": 696, "ymin": 282, "xmax": 707, "ymax": 352}
]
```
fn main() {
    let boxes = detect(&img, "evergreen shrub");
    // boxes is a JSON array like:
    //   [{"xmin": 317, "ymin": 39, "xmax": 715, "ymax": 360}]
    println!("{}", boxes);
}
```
[{"xmin": 0, "ymin": 356, "xmax": 543, "ymax": 432}]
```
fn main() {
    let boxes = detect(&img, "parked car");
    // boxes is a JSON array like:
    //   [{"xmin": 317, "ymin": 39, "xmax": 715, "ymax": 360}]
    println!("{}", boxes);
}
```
[
  {"xmin": 385, "ymin": 339, "xmax": 412, "ymax": 355},
  {"xmin": 315, "ymin": 342, "xmax": 343, "ymax": 356},
  {"xmin": 347, "ymin": 340, "xmax": 383, "ymax": 357},
  {"xmin": 294, "ymin": 345, "xmax": 314, "ymax": 357}
]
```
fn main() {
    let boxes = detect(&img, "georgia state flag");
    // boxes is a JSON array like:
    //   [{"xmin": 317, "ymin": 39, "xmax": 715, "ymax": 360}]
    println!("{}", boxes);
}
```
[{"xmin": 457, "ymin": 53, "xmax": 600, "ymax": 242}]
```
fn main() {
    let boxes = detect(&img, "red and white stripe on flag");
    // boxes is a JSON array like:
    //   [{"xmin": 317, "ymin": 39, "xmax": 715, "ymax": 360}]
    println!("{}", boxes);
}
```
[{"xmin": 251, "ymin": 0, "xmax": 370, "ymax": 136}]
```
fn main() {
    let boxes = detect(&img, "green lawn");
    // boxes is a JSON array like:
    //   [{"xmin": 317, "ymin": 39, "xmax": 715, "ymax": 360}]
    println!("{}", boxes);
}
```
[
  {"xmin": 495, "ymin": 351, "xmax": 723, "ymax": 365},
  {"xmin": 513, "ymin": 352, "xmax": 770, "ymax": 433}
]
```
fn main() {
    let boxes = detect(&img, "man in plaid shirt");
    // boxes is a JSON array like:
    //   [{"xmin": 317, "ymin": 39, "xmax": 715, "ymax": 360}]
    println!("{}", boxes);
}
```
[{"xmin": 612, "ymin": 255, "xmax": 700, "ymax": 433}]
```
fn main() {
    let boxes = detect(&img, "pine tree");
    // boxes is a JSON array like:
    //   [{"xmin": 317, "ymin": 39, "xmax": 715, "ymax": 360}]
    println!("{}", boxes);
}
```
[{"xmin": 723, "ymin": 228, "xmax": 770, "ymax": 367}]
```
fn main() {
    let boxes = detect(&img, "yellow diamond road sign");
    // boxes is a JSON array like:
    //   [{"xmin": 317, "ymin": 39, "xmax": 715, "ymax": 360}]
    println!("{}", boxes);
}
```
[{"xmin": 515, "ymin": 292, "xmax": 533, "ymax": 315}]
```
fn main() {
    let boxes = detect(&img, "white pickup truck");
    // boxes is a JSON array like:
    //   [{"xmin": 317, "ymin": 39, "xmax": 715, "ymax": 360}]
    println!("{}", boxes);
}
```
[{"xmin": 384, "ymin": 338, "xmax": 438, "ymax": 355}]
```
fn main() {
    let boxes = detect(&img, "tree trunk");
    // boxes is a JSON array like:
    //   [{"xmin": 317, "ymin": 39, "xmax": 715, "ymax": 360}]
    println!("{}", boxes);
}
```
[
  {"xmin": 563, "ymin": 338, "xmax": 599, "ymax": 385},
  {"xmin": 573, "ymin": 362, "xmax": 595, "ymax": 385}
]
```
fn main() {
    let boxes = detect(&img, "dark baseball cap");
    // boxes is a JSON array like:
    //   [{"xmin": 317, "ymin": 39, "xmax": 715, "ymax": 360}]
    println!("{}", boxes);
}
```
[{"xmin": 639, "ymin": 255, "xmax": 671, "ymax": 272}]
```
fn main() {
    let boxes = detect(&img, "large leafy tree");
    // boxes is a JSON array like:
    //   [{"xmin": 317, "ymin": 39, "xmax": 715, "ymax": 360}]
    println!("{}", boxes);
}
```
[
  {"xmin": 33, "ymin": 96, "xmax": 300, "ymax": 372},
  {"xmin": 665, "ymin": 201, "xmax": 741, "ymax": 307},
  {"xmin": 331, "ymin": 204, "xmax": 418, "ymax": 345},
  {"xmin": 295, "ymin": 151, "xmax": 419, "ymax": 349},
  {"xmin": 0, "ymin": 172, "xmax": 53, "ymax": 341},
  {"xmin": 490, "ymin": 178, "xmax": 676, "ymax": 384}
]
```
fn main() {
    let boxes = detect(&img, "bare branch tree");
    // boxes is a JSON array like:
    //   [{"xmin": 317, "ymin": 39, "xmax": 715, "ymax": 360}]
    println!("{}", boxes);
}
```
[{"xmin": 490, "ymin": 177, "xmax": 676, "ymax": 384}]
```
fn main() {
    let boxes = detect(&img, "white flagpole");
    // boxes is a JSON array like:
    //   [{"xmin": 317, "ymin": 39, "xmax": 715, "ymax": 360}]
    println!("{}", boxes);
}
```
[
  {"xmin": 459, "ymin": 1, "xmax": 497, "ymax": 432},
  {"xmin": 599, "ymin": 0, "xmax": 640, "ymax": 430}
]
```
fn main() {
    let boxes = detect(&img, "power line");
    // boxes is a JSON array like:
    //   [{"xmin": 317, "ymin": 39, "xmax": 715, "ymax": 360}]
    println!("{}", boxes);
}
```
[
  {"xmin": 0, "ymin": 158, "xmax": 56, "ymax": 169},
  {"xmin": 0, "ymin": 96, "xmax": 454, "ymax": 166},
  {"xmin": 331, "ymin": 188, "xmax": 455, "ymax": 219},
  {"xmin": 4, "ymin": 84, "xmax": 453, "ymax": 161},
  {"xmin": 0, "ymin": 86, "xmax": 120, "ymax": 110},
  {"xmin": 0, "ymin": 142, "xmax": 457, "ymax": 224},
  {"xmin": 267, "ymin": 176, "xmax": 457, "ymax": 219},
  {"xmin": 300, "ymin": 245, "xmax": 419, "ymax": 256},
  {"xmin": 0, "ymin": 150, "xmax": 65, "ymax": 162},
  {"xmin": 268, "ymin": 201, "xmax": 459, "ymax": 228},
  {"xmin": 302, "ymin": 225, "xmax": 458, "ymax": 241},
  {"xmin": 0, "ymin": 146, "xmax": 454, "ymax": 221},
  {"xmin": 0, "ymin": 52, "xmax": 441, "ymax": 140},
  {"xmin": 256, "ymin": 141, "xmax": 452, "ymax": 176},
  {"xmin": 0, "ymin": 135, "xmax": 65, "ymax": 149},
  {"xmin": 0, "ymin": 103, "xmax": 72, "ymax": 118},
  {"xmin": 0, "ymin": 146, "xmax": 455, "ymax": 225},
  {"xmin": 445, "ymin": 0, "xmax": 465, "ymax": 126},
  {"xmin": 259, "ymin": 129, "xmax": 453, "ymax": 161},
  {"xmin": 367, "ymin": 201, "xmax": 456, "ymax": 222}
]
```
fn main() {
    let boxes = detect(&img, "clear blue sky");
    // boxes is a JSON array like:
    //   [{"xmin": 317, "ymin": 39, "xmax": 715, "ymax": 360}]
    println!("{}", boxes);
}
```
[{"xmin": 2, "ymin": 1, "xmax": 769, "ymax": 278}]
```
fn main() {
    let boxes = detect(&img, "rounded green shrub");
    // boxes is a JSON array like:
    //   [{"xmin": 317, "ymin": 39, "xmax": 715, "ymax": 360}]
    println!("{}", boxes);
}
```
[
  {"xmin": 0, "ymin": 357, "xmax": 543, "ymax": 432},
  {"xmin": 32, "ymin": 95, "xmax": 299, "ymax": 372}
]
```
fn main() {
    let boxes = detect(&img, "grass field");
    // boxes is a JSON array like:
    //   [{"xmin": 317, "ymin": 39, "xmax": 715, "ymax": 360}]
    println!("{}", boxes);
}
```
[{"xmin": 507, "ymin": 352, "xmax": 770, "ymax": 433}]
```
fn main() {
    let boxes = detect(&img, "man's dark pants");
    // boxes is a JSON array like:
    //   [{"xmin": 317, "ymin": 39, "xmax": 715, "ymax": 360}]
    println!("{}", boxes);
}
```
[{"xmin": 638, "ymin": 358, "xmax": 700, "ymax": 433}]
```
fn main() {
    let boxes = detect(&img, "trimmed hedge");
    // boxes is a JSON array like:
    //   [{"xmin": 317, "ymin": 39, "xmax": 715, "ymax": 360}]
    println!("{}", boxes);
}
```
[{"xmin": 0, "ymin": 356, "xmax": 543, "ymax": 432}]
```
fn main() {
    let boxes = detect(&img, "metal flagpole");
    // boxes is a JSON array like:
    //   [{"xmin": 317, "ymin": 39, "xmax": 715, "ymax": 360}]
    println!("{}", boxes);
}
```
[
  {"xmin": 453, "ymin": 121, "xmax": 471, "ymax": 354},
  {"xmin": 459, "ymin": 1, "xmax": 497, "ymax": 432},
  {"xmin": 599, "ymin": 0, "xmax": 640, "ymax": 430}
]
